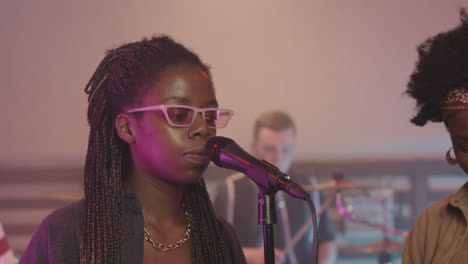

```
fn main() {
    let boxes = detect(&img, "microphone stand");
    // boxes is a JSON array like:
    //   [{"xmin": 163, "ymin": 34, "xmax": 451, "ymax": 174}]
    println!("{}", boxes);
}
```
[{"xmin": 258, "ymin": 189, "xmax": 278, "ymax": 264}]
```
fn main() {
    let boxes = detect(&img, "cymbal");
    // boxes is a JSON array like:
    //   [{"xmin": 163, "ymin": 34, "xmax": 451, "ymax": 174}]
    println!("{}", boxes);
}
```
[
  {"xmin": 304, "ymin": 180, "xmax": 389, "ymax": 192},
  {"xmin": 45, "ymin": 192, "xmax": 83, "ymax": 201},
  {"xmin": 341, "ymin": 238, "xmax": 403, "ymax": 254}
]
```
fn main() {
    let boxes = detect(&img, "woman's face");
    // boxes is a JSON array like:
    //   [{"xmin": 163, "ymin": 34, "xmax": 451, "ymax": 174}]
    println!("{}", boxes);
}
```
[
  {"xmin": 127, "ymin": 64, "xmax": 217, "ymax": 184},
  {"xmin": 447, "ymin": 110, "xmax": 468, "ymax": 174}
]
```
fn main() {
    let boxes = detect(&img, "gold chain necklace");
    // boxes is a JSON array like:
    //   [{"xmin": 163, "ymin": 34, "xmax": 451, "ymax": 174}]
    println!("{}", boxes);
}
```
[{"xmin": 143, "ymin": 210, "xmax": 192, "ymax": 252}]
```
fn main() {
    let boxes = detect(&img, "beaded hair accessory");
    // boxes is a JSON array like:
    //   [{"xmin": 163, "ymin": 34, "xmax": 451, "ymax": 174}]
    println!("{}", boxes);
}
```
[
  {"xmin": 87, "ymin": 73, "xmax": 110, "ymax": 103},
  {"xmin": 441, "ymin": 87, "xmax": 468, "ymax": 121},
  {"xmin": 86, "ymin": 73, "xmax": 110, "ymax": 125}
]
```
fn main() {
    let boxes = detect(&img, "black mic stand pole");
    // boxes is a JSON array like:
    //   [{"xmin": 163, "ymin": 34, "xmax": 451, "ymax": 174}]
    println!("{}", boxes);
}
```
[{"xmin": 258, "ymin": 189, "xmax": 277, "ymax": 264}]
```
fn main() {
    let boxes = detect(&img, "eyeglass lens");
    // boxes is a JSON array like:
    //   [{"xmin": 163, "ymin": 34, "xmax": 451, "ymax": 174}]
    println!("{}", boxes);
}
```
[{"xmin": 166, "ymin": 106, "xmax": 231, "ymax": 128}]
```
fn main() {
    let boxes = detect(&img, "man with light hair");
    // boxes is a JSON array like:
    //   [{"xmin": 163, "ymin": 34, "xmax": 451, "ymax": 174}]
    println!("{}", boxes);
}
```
[{"xmin": 213, "ymin": 110, "xmax": 337, "ymax": 264}]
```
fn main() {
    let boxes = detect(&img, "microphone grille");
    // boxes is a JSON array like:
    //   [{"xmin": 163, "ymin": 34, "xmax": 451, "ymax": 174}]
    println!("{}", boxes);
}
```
[{"xmin": 205, "ymin": 136, "xmax": 234, "ymax": 163}]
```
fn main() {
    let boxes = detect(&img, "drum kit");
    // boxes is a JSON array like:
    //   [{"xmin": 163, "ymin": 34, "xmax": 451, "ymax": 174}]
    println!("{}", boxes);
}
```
[
  {"xmin": 279, "ymin": 169, "xmax": 407, "ymax": 264},
  {"xmin": 47, "ymin": 169, "xmax": 407, "ymax": 264}
]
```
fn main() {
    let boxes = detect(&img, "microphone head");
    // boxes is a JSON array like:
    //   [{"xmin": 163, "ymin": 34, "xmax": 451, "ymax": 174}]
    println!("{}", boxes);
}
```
[{"xmin": 205, "ymin": 136, "xmax": 235, "ymax": 165}]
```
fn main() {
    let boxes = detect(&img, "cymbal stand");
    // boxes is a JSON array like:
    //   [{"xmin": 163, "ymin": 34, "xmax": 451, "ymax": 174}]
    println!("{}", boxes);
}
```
[
  {"xmin": 335, "ymin": 192, "xmax": 408, "ymax": 238},
  {"xmin": 335, "ymin": 191, "xmax": 406, "ymax": 264}
]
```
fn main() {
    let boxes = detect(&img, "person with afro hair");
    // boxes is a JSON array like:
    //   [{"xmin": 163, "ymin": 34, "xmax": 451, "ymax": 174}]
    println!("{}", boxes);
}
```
[{"xmin": 403, "ymin": 8, "xmax": 468, "ymax": 264}]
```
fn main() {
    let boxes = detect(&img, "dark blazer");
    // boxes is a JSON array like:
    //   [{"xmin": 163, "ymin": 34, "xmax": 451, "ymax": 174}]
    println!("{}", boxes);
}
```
[{"xmin": 20, "ymin": 193, "xmax": 246, "ymax": 264}]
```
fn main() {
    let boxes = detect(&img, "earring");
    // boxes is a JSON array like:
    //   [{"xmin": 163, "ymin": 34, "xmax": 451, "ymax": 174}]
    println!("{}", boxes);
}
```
[{"xmin": 446, "ymin": 147, "xmax": 458, "ymax": 165}]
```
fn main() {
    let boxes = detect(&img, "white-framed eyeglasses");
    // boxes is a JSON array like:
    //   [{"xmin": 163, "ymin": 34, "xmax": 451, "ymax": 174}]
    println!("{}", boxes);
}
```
[{"xmin": 127, "ymin": 104, "xmax": 234, "ymax": 128}]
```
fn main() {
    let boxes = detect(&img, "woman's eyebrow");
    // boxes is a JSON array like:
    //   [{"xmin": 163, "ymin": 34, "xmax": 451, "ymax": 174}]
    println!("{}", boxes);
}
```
[
  {"xmin": 162, "ymin": 97, "xmax": 218, "ymax": 107},
  {"xmin": 203, "ymin": 99, "xmax": 219, "ymax": 107},
  {"xmin": 162, "ymin": 96, "xmax": 191, "ymax": 104}
]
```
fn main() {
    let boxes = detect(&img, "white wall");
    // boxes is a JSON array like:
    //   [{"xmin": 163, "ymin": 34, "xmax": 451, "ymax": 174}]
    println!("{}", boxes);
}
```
[{"xmin": 1, "ymin": 0, "xmax": 467, "ymax": 167}]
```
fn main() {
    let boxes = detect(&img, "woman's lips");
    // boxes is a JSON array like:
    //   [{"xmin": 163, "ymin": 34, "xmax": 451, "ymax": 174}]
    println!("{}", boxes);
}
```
[
  {"xmin": 183, "ymin": 153, "xmax": 210, "ymax": 166},
  {"xmin": 182, "ymin": 146, "xmax": 210, "ymax": 166}
]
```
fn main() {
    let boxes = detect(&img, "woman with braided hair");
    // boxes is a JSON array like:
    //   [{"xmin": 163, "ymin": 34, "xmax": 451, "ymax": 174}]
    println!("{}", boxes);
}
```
[
  {"xmin": 402, "ymin": 8, "xmax": 468, "ymax": 264},
  {"xmin": 20, "ymin": 35, "xmax": 246, "ymax": 264}
]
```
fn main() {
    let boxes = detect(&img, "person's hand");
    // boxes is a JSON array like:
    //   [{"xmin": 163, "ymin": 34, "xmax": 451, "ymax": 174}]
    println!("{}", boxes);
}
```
[{"xmin": 243, "ymin": 247, "xmax": 284, "ymax": 264}]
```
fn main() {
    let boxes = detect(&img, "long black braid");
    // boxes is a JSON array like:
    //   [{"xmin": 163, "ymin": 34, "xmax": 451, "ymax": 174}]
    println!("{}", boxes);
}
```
[{"xmin": 82, "ymin": 35, "xmax": 231, "ymax": 263}]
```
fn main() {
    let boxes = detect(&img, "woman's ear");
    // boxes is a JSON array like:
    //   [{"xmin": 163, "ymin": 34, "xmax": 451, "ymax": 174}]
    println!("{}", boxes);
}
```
[{"xmin": 115, "ymin": 113, "xmax": 135, "ymax": 144}]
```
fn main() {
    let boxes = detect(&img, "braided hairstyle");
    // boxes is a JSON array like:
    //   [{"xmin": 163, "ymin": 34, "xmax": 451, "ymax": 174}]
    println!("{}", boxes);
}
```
[
  {"xmin": 82, "ymin": 35, "xmax": 231, "ymax": 263},
  {"xmin": 406, "ymin": 8, "xmax": 468, "ymax": 126}
]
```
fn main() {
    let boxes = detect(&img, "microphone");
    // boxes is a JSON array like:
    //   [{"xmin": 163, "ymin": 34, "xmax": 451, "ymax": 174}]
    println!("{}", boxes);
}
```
[{"xmin": 205, "ymin": 136, "xmax": 307, "ymax": 200}]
